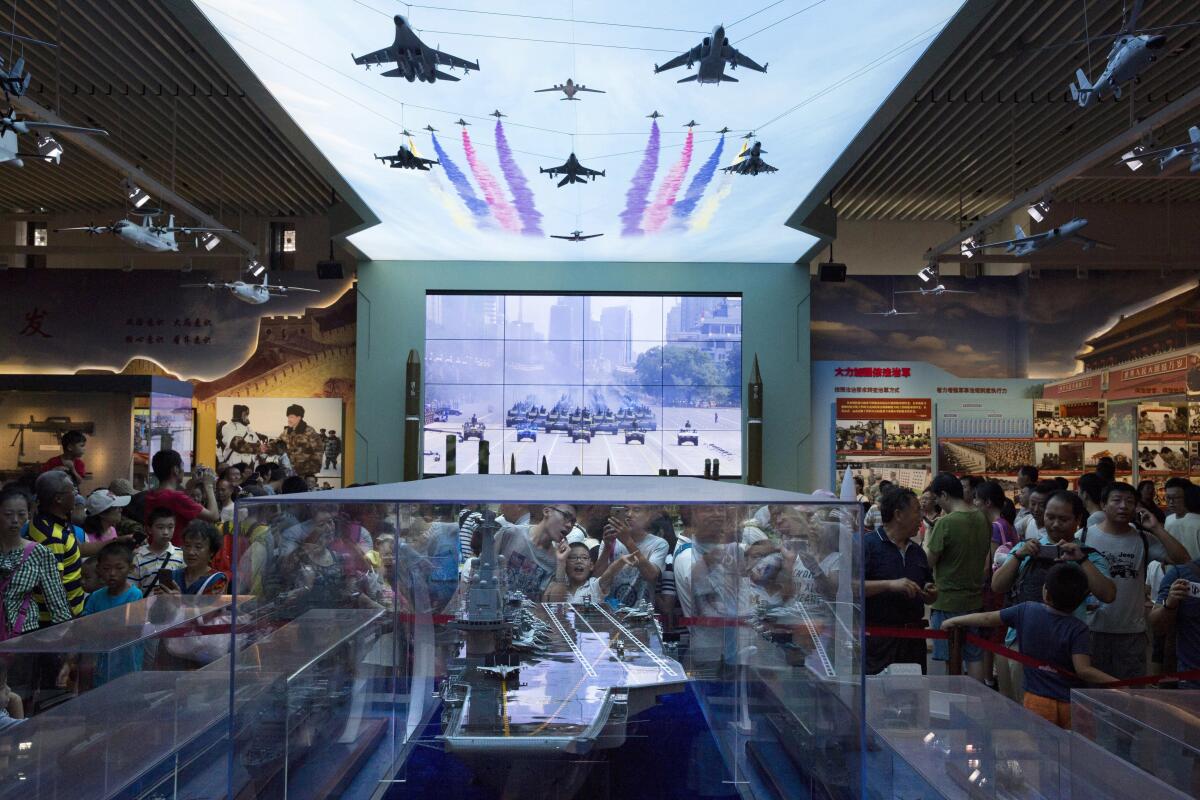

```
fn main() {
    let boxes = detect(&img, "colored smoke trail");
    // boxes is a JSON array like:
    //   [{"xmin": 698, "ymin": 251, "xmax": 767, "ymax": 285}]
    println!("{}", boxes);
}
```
[
  {"xmin": 642, "ymin": 129, "xmax": 694, "ymax": 233},
  {"xmin": 689, "ymin": 140, "xmax": 747, "ymax": 232},
  {"xmin": 461, "ymin": 129, "xmax": 520, "ymax": 232},
  {"xmin": 430, "ymin": 134, "xmax": 490, "ymax": 221},
  {"xmin": 493, "ymin": 121, "xmax": 543, "ymax": 236},
  {"xmin": 672, "ymin": 135, "xmax": 725, "ymax": 221},
  {"xmin": 619, "ymin": 121, "xmax": 661, "ymax": 236}
]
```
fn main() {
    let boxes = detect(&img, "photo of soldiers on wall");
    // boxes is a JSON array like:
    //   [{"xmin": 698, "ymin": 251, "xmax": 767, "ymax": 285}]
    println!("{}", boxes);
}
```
[{"xmin": 215, "ymin": 397, "xmax": 343, "ymax": 485}]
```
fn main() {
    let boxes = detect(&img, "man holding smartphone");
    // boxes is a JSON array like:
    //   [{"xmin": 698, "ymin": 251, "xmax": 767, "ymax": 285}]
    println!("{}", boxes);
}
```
[
  {"xmin": 1084, "ymin": 481, "xmax": 1189, "ymax": 679},
  {"xmin": 1150, "ymin": 553, "xmax": 1200, "ymax": 685}
]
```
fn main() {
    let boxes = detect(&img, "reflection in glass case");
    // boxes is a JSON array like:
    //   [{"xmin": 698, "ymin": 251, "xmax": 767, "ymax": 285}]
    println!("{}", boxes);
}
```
[
  {"xmin": 1072, "ymin": 688, "xmax": 1200, "ymax": 797},
  {"xmin": 868, "ymin": 675, "xmax": 1190, "ymax": 799}
]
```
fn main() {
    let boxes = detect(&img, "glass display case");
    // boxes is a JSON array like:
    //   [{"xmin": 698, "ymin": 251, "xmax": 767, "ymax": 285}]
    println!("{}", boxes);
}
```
[
  {"xmin": 1071, "ymin": 688, "xmax": 1200, "ymax": 797},
  {"xmin": 0, "ymin": 594, "xmax": 235, "ymax": 706},
  {"xmin": 868, "ymin": 675, "xmax": 1190, "ymax": 799},
  {"xmin": 226, "ymin": 474, "xmax": 864, "ymax": 799}
]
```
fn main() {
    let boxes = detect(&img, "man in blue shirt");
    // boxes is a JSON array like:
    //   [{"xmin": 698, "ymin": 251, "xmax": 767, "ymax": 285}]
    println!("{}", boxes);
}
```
[
  {"xmin": 1151, "ymin": 557, "xmax": 1200, "ymax": 684},
  {"xmin": 864, "ymin": 487, "xmax": 937, "ymax": 674}
]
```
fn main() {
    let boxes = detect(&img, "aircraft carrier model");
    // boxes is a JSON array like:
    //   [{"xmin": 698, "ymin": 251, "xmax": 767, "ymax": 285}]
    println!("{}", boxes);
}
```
[{"xmin": 439, "ymin": 511, "xmax": 687, "ymax": 756}]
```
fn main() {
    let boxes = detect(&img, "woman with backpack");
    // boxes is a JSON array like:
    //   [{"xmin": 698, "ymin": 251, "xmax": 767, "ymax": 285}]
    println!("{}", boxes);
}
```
[{"xmin": 0, "ymin": 486, "xmax": 72, "ymax": 639}]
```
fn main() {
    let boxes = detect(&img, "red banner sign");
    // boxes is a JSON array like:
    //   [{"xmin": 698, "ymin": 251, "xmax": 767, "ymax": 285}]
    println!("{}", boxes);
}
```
[
  {"xmin": 1106, "ymin": 353, "xmax": 1197, "ymax": 400},
  {"xmin": 1043, "ymin": 374, "xmax": 1101, "ymax": 400}
]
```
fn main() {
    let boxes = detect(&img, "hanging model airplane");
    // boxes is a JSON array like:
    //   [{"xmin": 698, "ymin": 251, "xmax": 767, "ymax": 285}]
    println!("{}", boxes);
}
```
[
  {"xmin": 375, "ymin": 133, "xmax": 439, "ymax": 170},
  {"xmin": 534, "ymin": 78, "xmax": 605, "ymax": 100},
  {"xmin": 0, "ymin": 111, "xmax": 107, "ymax": 167},
  {"xmin": 654, "ymin": 23, "xmax": 767, "ymax": 84},
  {"xmin": 682, "ymin": 120, "xmax": 700, "ymax": 128},
  {"xmin": 867, "ymin": 295, "xmax": 919, "ymax": 316},
  {"xmin": 1120, "ymin": 125, "xmax": 1200, "ymax": 173},
  {"xmin": 961, "ymin": 218, "xmax": 1112, "ymax": 258},
  {"xmin": 550, "ymin": 230, "xmax": 604, "ymax": 242},
  {"xmin": 0, "ymin": 54, "xmax": 30, "ymax": 99},
  {"xmin": 1070, "ymin": 0, "xmax": 1165, "ymax": 108},
  {"xmin": 56, "ymin": 214, "xmax": 234, "ymax": 253},
  {"xmin": 352, "ymin": 14, "xmax": 479, "ymax": 82},
  {"xmin": 895, "ymin": 284, "xmax": 975, "ymax": 298},
  {"xmin": 646, "ymin": 110, "xmax": 664, "ymax": 119},
  {"xmin": 539, "ymin": 152, "xmax": 605, "ymax": 187},
  {"xmin": 721, "ymin": 141, "xmax": 777, "ymax": 175},
  {"xmin": 489, "ymin": 109, "xmax": 506, "ymax": 118},
  {"xmin": 181, "ymin": 273, "xmax": 320, "ymax": 306}
]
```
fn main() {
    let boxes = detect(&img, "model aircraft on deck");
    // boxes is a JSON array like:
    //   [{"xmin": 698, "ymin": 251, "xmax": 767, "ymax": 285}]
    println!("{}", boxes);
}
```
[
  {"xmin": 721, "ymin": 141, "xmax": 776, "ymax": 175},
  {"xmin": 0, "ymin": 111, "xmax": 107, "ymax": 167},
  {"xmin": 475, "ymin": 664, "xmax": 521, "ymax": 679},
  {"xmin": 539, "ymin": 152, "xmax": 605, "ymax": 187},
  {"xmin": 353, "ymin": 14, "xmax": 479, "ymax": 82},
  {"xmin": 654, "ymin": 24, "xmax": 767, "ymax": 84},
  {"xmin": 1120, "ymin": 125, "xmax": 1200, "ymax": 173},
  {"xmin": 1070, "ymin": 0, "xmax": 1165, "ymax": 108},
  {"xmin": 182, "ymin": 274, "xmax": 320, "ymax": 306},
  {"xmin": 550, "ymin": 230, "xmax": 603, "ymax": 242},
  {"xmin": 56, "ymin": 214, "xmax": 233, "ymax": 253},
  {"xmin": 535, "ymin": 78, "xmax": 604, "ymax": 100},
  {"xmin": 961, "ymin": 218, "xmax": 1112, "ymax": 258},
  {"xmin": 375, "ymin": 138, "xmax": 439, "ymax": 170}
]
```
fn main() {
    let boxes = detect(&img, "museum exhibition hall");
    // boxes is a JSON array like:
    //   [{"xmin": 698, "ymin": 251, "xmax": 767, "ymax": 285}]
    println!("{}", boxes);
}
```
[{"xmin": 5, "ymin": 0, "xmax": 1200, "ymax": 798}]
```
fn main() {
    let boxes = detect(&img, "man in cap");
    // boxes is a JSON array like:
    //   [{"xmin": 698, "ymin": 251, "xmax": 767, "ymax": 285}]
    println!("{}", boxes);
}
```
[{"xmin": 279, "ymin": 404, "xmax": 324, "ymax": 478}]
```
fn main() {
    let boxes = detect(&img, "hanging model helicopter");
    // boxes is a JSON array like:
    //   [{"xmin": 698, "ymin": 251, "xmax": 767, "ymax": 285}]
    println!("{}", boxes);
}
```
[
  {"xmin": 1070, "ymin": 0, "xmax": 1169, "ymax": 108},
  {"xmin": 56, "ymin": 213, "xmax": 235, "ymax": 253}
]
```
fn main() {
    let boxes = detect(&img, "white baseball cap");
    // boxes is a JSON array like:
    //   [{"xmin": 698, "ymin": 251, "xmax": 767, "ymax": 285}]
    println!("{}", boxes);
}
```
[{"xmin": 85, "ymin": 489, "xmax": 131, "ymax": 517}]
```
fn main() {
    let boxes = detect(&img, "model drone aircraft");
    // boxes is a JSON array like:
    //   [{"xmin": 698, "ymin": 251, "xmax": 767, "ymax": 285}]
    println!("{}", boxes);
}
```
[
  {"xmin": 539, "ymin": 152, "xmax": 605, "ymax": 187},
  {"xmin": 0, "ymin": 111, "xmax": 107, "ymax": 167},
  {"xmin": 535, "ymin": 78, "xmax": 604, "ymax": 100},
  {"xmin": 353, "ymin": 14, "xmax": 479, "ymax": 82},
  {"xmin": 646, "ymin": 110, "xmax": 664, "ymax": 119},
  {"xmin": 375, "ymin": 133, "xmax": 439, "ymax": 170},
  {"xmin": 655, "ymin": 23, "xmax": 767, "ymax": 84},
  {"xmin": 489, "ymin": 109, "xmax": 506, "ymax": 118},
  {"xmin": 182, "ymin": 273, "xmax": 320, "ymax": 306},
  {"xmin": 682, "ymin": 120, "xmax": 700, "ymax": 128},
  {"xmin": 0, "ymin": 55, "xmax": 30, "ymax": 99},
  {"xmin": 550, "ymin": 230, "xmax": 603, "ymax": 241},
  {"xmin": 896, "ymin": 284, "xmax": 975, "ymax": 298},
  {"xmin": 1070, "ymin": 0, "xmax": 1165, "ymax": 108},
  {"xmin": 721, "ymin": 141, "xmax": 777, "ymax": 175},
  {"xmin": 56, "ymin": 214, "xmax": 233, "ymax": 253},
  {"xmin": 962, "ymin": 218, "xmax": 1112, "ymax": 258},
  {"xmin": 1121, "ymin": 125, "xmax": 1200, "ymax": 173}
]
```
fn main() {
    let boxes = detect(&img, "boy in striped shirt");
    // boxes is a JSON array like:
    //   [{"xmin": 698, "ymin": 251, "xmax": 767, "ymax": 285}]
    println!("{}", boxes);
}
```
[{"xmin": 131, "ymin": 508, "xmax": 184, "ymax": 592}]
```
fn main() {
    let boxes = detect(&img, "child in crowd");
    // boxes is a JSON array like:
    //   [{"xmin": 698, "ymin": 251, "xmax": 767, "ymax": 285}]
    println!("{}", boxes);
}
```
[
  {"xmin": 40, "ymin": 430, "xmax": 88, "ymax": 485},
  {"xmin": 544, "ymin": 541, "xmax": 637, "ymax": 603},
  {"xmin": 80, "ymin": 489, "xmax": 135, "ymax": 557},
  {"xmin": 79, "ymin": 541, "xmax": 143, "ymax": 686},
  {"xmin": 942, "ymin": 564, "xmax": 1117, "ymax": 728},
  {"xmin": 131, "ymin": 508, "xmax": 185, "ymax": 592},
  {"xmin": 157, "ymin": 521, "xmax": 228, "ymax": 596},
  {"xmin": 0, "ymin": 662, "xmax": 23, "ymax": 731},
  {"xmin": 80, "ymin": 557, "xmax": 101, "ymax": 595}
]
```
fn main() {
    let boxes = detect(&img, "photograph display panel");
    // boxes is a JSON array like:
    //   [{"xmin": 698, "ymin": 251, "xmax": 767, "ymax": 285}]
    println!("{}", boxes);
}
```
[
  {"xmin": 214, "ymin": 397, "xmax": 344, "ymax": 485},
  {"xmin": 148, "ymin": 393, "xmax": 194, "ymax": 473},
  {"xmin": 425, "ymin": 293, "xmax": 743, "ymax": 475}
]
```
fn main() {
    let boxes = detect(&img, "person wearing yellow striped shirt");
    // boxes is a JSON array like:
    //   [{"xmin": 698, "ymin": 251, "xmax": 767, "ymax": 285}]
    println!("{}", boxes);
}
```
[{"xmin": 28, "ymin": 471, "xmax": 86, "ymax": 620}]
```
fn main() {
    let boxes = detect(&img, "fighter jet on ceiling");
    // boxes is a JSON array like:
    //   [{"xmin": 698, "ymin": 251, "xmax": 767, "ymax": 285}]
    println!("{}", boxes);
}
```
[
  {"xmin": 646, "ymin": 110, "xmax": 664, "ymax": 119},
  {"xmin": 1120, "ymin": 125, "xmax": 1200, "ymax": 173},
  {"xmin": 534, "ymin": 78, "xmax": 605, "ymax": 100},
  {"xmin": 550, "ymin": 230, "xmax": 604, "ymax": 242},
  {"xmin": 682, "ymin": 120, "xmax": 700, "ymax": 128},
  {"xmin": 654, "ymin": 24, "xmax": 767, "ymax": 84},
  {"xmin": 1070, "ymin": 0, "xmax": 1165, "ymax": 108},
  {"xmin": 961, "ymin": 218, "xmax": 1112, "ymax": 258},
  {"xmin": 0, "ymin": 55, "xmax": 30, "ymax": 99},
  {"xmin": 352, "ymin": 14, "xmax": 479, "ymax": 83},
  {"xmin": 454, "ymin": 118, "xmax": 471, "ymax": 127},
  {"xmin": 181, "ymin": 274, "xmax": 320, "ymax": 306},
  {"xmin": 539, "ymin": 152, "xmax": 605, "ymax": 187},
  {"xmin": 0, "ymin": 112, "xmax": 108, "ymax": 167},
  {"xmin": 56, "ymin": 214, "xmax": 234, "ymax": 253},
  {"xmin": 721, "ymin": 141, "xmax": 777, "ymax": 175},
  {"xmin": 375, "ymin": 143, "xmax": 439, "ymax": 171},
  {"xmin": 715, "ymin": 126, "xmax": 731, "ymax": 134},
  {"xmin": 489, "ymin": 109, "xmax": 506, "ymax": 118}
]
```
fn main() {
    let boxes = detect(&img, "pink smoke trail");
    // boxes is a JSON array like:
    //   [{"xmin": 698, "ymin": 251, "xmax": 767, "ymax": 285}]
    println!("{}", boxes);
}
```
[
  {"xmin": 493, "ymin": 121, "xmax": 543, "ymax": 236},
  {"xmin": 642, "ymin": 129, "xmax": 694, "ymax": 233},
  {"xmin": 619, "ymin": 121, "xmax": 660, "ymax": 236},
  {"xmin": 461, "ymin": 129, "xmax": 519, "ymax": 232}
]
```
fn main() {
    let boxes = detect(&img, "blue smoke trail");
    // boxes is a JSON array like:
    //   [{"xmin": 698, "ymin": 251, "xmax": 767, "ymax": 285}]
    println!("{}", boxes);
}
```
[
  {"xmin": 672, "ymin": 135, "xmax": 725, "ymax": 220},
  {"xmin": 619, "ymin": 121, "xmax": 660, "ymax": 236},
  {"xmin": 431, "ymin": 133, "xmax": 490, "ymax": 219}
]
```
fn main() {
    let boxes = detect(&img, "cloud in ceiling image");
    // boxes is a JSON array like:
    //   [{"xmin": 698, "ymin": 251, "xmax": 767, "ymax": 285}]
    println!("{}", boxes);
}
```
[{"xmin": 198, "ymin": 0, "xmax": 962, "ymax": 262}]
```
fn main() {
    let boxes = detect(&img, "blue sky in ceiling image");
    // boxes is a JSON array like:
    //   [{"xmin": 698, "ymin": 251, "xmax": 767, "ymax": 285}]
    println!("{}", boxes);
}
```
[{"xmin": 199, "ymin": 0, "xmax": 962, "ymax": 262}]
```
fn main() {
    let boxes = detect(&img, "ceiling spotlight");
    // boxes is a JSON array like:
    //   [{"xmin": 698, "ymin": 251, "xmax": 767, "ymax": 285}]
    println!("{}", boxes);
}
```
[
  {"xmin": 122, "ymin": 178, "xmax": 153, "ymax": 209},
  {"xmin": 248, "ymin": 259, "xmax": 266, "ymax": 278},
  {"xmin": 35, "ymin": 135, "xmax": 62, "ymax": 163},
  {"xmin": 1027, "ymin": 197, "xmax": 1052, "ymax": 222},
  {"xmin": 959, "ymin": 236, "xmax": 979, "ymax": 258},
  {"xmin": 198, "ymin": 231, "xmax": 221, "ymax": 251},
  {"xmin": 1122, "ymin": 145, "xmax": 1146, "ymax": 171},
  {"xmin": 917, "ymin": 264, "xmax": 938, "ymax": 287}
]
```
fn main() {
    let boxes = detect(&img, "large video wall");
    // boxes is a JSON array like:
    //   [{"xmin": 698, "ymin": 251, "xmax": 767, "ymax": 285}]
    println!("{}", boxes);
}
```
[{"xmin": 424, "ymin": 293, "xmax": 743, "ymax": 476}]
